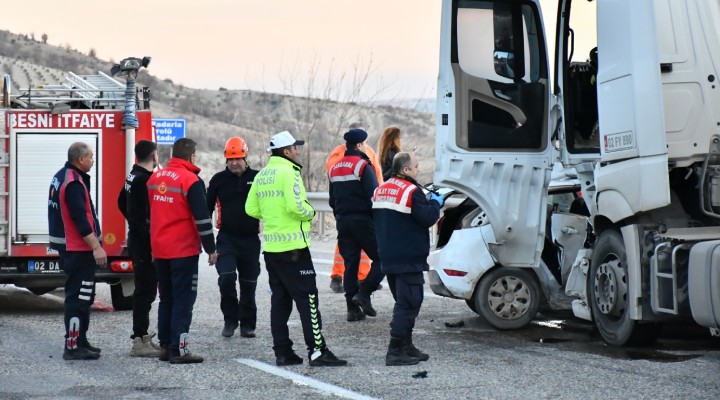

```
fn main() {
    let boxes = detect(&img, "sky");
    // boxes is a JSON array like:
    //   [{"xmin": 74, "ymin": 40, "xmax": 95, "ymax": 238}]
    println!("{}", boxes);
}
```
[{"xmin": 2, "ymin": 1, "xmax": 592, "ymax": 101}]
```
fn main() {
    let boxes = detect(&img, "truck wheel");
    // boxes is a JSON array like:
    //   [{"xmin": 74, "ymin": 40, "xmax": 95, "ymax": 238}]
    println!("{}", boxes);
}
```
[
  {"xmin": 474, "ymin": 267, "xmax": 540, "ymax": 330},
  {"xmin": 588, "ymin": 230, "xmax": 659, "ymax": 346},
  {"xmin": 110, "ymin": 283, "xmax": 134, "ymax": 311}
]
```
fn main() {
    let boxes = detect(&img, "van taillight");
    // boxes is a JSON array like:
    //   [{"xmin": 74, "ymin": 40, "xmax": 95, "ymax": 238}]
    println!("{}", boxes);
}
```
[
  {"xmin": 443, "ymin": 269, "xmax": 467, "ymax": 277},
  {"xmin": 110, "ymin": 260, "xmax": 134, "ymax": 273}
]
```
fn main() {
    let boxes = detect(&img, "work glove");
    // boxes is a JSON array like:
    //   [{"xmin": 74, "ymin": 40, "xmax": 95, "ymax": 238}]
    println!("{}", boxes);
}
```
[{"xmin": 427, "ymin": 191, "xmax": 445, "ymax": 207}]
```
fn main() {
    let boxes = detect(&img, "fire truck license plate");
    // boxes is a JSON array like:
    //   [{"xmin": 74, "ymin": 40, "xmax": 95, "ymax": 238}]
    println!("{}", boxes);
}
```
[{"xmin": 28, "ymin": 260, "xmax": 61, "ymax": 273}]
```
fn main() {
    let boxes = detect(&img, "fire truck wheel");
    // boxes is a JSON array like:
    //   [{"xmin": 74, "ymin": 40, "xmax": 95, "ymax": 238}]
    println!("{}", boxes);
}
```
[
  {"xmin": 110, "ymin": 283, "xmax": 134, "ymax": 311},
  {"xmin": 28, "ymin": 287, "xmax": 56, "ymax": 296},
  {"xmin": 588, "ymin": 229, "xmax": 660, "ymax": 346},
  {"xmin": 474, "ymin": 267, "xmax": 540, "ymax": 330}
]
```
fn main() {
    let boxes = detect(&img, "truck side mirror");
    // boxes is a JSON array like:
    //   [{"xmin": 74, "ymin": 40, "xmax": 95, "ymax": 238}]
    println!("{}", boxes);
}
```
[{"xmin": 493, "ymin": 51, "xmax": 515, "ymax": 80}]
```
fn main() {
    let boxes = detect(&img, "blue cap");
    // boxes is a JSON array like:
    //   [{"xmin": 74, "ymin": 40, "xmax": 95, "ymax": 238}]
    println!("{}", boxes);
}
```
[{"xmin": 344, "ymin": 128, "xmax": 368, "ymax": 144}]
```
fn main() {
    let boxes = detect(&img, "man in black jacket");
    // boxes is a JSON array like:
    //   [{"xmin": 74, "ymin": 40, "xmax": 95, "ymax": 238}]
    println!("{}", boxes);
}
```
[
  {"xmin": 118, "ymin": 140, "xmax": 161, "ymax": 357},
  {"xmin": 207, "ymin": 137, "xmax": 261, "ymax": 338},
  {"xmin": 372, "ymin": 152, "xmax": 442, "ymax": 366},
  {"xmin": 328, "ymin": 129, "xmax": 384, "ymax": 321}
]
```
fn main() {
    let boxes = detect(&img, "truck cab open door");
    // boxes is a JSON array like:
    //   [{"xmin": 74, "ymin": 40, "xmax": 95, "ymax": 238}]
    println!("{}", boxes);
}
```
[{"xmin": 435, "ymin": 0, "xmax": 553, "ymax": 268}]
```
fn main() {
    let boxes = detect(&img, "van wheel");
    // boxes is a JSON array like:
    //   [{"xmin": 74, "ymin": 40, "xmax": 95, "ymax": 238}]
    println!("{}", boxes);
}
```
[
  {"xmin": 110, "ymin": 283, "xmax": 134, "ymax": 311},
  {"xmin": 474, "ymin": 267, "xmax": 540, "ymax": 330},
  {"xmin": 588, "ymin": 230, "xmax": 659, "ymax": 346}
]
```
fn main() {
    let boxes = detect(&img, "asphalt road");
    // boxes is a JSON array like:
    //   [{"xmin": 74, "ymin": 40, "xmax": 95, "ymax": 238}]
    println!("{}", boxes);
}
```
[{"xmin": 1, "ymin": 237, "xmax": 719, "ymax": 400}]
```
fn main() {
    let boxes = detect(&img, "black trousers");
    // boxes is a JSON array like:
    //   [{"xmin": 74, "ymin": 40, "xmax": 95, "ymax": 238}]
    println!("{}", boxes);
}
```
[
  {"xmin": 128, "ymin": 234, "xmax": 157, "ymax": 338},
  {"xmin": 216, "ymin": 231, "xmax": 260, "ymax": 329},
  {"xmin": 264, "ymin": 248, "xmax": 326, "ymax": 358},
  {"xmin": 387, "ymin": 272, "xmax": 425, "ymax": 339},
  {"xmin": 336, "ymin": 214, "xmax": 384, "ymax": 299},
  {"xmin": 155, "ymin": 255, "xmax": 199, "ymax": 356},
  {"xmin": 62, "ymin": 251, "xmax": 96, "ymax": 347}
]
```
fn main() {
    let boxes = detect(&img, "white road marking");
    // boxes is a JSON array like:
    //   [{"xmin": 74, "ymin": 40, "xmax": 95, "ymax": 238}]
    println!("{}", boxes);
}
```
[
  {"xmin": 314, "ymin": 258, "xmax": 333, "ymax": 277},
  {"xmin": 235, "ymin": 358, "xmax": 380, "ymax": 400}
]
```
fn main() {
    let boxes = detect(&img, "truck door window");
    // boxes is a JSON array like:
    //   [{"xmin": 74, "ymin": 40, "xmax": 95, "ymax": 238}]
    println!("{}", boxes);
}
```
[
  {"xmin": 563, "ymin": 0, "xmax": 600, "ymax": 153},
  {"xmin": 455, "ymin": 0, "xmax": 547, "ymax": 150}
]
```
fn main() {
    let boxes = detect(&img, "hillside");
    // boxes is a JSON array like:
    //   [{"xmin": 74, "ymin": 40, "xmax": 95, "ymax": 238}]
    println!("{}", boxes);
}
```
[{"xmin": 0, "ymin": 30, "xmax": 436, "ymax": 189}]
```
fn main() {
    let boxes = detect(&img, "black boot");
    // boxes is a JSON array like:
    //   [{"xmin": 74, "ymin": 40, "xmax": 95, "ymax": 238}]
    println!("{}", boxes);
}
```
[
  {"xmin": 352, "ymin": 291, "xmax": 377, "ymax": 317},
  {"xmin": 385, "ymin": 337, "xmax": 419, "ymax": 366},
  {"xmin": 346, "ymin": 298, "xmax": 366, "ymax": 322},
  {"xmin": 403, "ymin": 336, "xmax": 429, "ymax": 361},
  {"xmin": 81, "ymin": 337, "xmax": 101, "ymax": 353},
  {"xmin": 222, "ymin": 321, "xmax": 239, "ymax": 337},
  {"xmin": 63, "ymin": 346, "xmax": 101, "ymax": 361}
]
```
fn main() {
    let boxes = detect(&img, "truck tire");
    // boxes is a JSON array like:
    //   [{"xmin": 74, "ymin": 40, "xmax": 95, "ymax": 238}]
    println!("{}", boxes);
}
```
[
  {"xmin": 588, "ymin": 229, "xmax": 659, "ymax": 346},
  {"xmin": 110, "ymin": 282, "xmax": 134, "ymax": 311},
  {"xmin": 474, "ymin": 267, "xmax": 540, "ymax": 330}
]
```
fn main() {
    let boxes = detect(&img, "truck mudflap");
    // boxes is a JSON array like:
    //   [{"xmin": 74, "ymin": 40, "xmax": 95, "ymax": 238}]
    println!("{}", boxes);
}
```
[
  {"xmin": 427, "ymin": 224, "xmax": 497, "ymax": 299},
  {"xmin": 688, "ymin": 240, "xmax": 720, "ymax": 330}
]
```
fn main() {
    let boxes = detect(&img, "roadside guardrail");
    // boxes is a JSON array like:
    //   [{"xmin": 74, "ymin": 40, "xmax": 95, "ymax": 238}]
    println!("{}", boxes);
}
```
[{"xmin": 306, "ymin": 192, "xmax": 464, "ymax": 239}]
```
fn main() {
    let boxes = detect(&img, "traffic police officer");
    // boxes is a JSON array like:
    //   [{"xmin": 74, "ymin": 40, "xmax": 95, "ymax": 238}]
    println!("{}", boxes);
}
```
[
  {"xmin": 207, "ymin": 137, "xmax": 261, "ymax": 338},
  {"xmin": 328, "ymin": 128, "xmax": 384, "ymax": 321},
  {"xmin": 246, "ymin": 130, "xmax": 347, "ymax": 367}
]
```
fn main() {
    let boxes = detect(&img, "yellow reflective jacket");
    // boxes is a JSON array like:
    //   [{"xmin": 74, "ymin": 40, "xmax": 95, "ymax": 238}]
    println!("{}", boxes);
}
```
[{"xmin": 245, "ymin": 155, "xmax": 315, "ymax": 253}]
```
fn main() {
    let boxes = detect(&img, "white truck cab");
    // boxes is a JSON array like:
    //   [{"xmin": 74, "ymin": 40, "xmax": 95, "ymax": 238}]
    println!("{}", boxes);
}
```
[{"xmin": 430, "ymin": 0, "xmax": 720, "ymax": 345}]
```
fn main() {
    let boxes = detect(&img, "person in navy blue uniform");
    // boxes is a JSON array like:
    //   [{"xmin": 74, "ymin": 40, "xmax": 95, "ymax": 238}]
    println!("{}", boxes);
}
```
[
  {"xmin": 117, "ymin": 140, "xmax": 162, "ymax": 357},
  {"xmin": 372, "ymin": 151, "xmax": 442, "ymax": 366},
  {"xmin": 206, "ymin": 137, "xmax": 261, "ymax": 338},
  {"xmin": 329, "ymin": 128, "xmax": 384, "ymax": 322},
  {"xmin": 49, "ymin": 142, "xmax": 106, "ymax": 360}
]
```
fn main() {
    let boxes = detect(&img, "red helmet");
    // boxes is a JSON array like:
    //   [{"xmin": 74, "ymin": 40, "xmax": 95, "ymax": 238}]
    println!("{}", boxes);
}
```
[{"xmin": 224, "ymin": 136, "xmax": 248, "ymax": 158}]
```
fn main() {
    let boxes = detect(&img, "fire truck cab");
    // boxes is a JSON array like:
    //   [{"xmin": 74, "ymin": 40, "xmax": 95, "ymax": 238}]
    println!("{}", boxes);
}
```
[{"xmin": 0, "ymin": 69, "xmax": 153, "ymax": 310}]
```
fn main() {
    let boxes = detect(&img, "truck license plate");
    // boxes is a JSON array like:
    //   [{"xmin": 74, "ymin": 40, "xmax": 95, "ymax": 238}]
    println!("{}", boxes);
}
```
[
  {"xmin": 603, "ymin": 131, "xmax": 635, "ymax": 153},
  {"xmin": 28, "ymin": 260, "xmax": 61, "ymax": 273}
]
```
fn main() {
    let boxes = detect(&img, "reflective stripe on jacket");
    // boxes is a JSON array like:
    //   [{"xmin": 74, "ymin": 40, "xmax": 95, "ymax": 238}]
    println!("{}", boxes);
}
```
[
  {"xmin": 325, "ymin": 144, "xmax": 383, "ymax": 183},
  {"xmin": 372, "ymin": 176, "xmax": 440, "ymax": 273},
  {"xmin": 328, "ymin": 151, "xmax": 378, "ymax": 217},
  {"xmin": 148, "ymin": 158, "xmax": 216, "ymax": 259},
  {"xmin": 245, "ymin": 155, "xmax": 315, "ymax": 253}
]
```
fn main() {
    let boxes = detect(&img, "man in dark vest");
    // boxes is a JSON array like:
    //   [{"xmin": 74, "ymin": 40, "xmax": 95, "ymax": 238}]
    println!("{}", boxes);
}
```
[{"xmin": 49, "ymin": 142, "xmax": 105, "ymax": 360}]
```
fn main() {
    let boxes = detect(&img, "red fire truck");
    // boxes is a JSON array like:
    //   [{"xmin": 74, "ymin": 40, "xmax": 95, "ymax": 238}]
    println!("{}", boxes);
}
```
[{"xmin": 0, "ymin": 70, "xmax": 153, "ymax": 310}]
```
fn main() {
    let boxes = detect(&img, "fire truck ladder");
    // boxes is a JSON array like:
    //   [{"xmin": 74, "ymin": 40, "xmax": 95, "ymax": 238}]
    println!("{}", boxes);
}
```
[
  {"xmin": 11, "ymin": 72, "xmax": 127, "ymax": 110},
  {"xmin": 63, "ymin": 72, "xmax": 125, "ymax": 108},
  {"xmin": 0, "ymin": 76, "xmax": 10, "ymax": 256}
]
